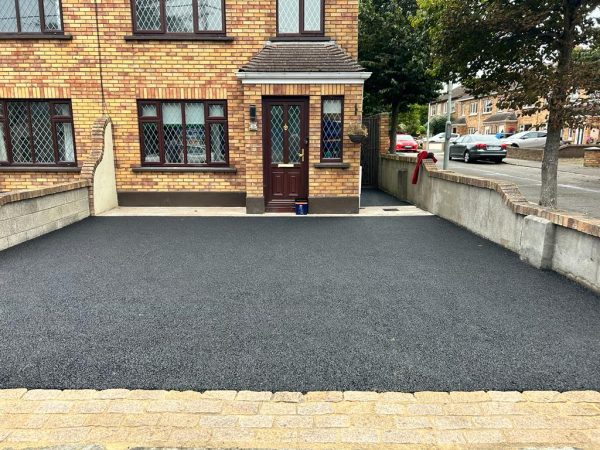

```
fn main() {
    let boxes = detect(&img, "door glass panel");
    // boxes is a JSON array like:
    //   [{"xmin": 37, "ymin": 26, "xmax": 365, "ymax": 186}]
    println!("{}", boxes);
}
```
[
  {"xmin": 288, "ymin": 105, "xmax": 301, "ymax": 163},
  {"xmin": 278, "ymin": 0, "xmax": 299, "ymax": 34},
  {"xmin": 304, "ymin": 0, "xmax": 321, "ymax": 31},
  {"xmin": 270, "ymin": 105, "xmax": 284, "ymax": 164}
]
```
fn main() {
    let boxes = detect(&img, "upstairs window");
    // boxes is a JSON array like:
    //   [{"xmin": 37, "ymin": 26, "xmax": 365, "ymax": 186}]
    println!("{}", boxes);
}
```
[
  {"xmin": 138, "ymin": 100, "xmax": 229, "ymax": 166},
  {"xmin": 483, "ymin": 99, "xmax": 493, "ymax": 113},
  {"xmin": 0, "ymin": 100, "xmax": 76, "ymax": 166},
  {"xmin": 469, "ymin": 102, "xmax": 478, "ymax": 115},
  {"xmin": 277, "ymin": 0, "xmax": 323, "ymax": 36},
  {"xmin": 132, "ymin": 0, "xmax": 225, "ymax": 35},
  {"xmin": 0, "ymin": 0, "xmax": 63, "ymax": 34}
]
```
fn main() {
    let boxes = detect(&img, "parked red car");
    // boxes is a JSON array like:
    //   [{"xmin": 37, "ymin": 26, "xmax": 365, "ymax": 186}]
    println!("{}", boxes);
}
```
[{"xmin": 396, "ymin": 134, "xmax": 419, "ymax": 152}]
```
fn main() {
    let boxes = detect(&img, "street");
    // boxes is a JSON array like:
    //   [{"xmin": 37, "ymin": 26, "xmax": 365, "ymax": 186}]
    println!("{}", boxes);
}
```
[{"xmin": 432, "ymin": 153, "xmax": 600, "ymax": 218}]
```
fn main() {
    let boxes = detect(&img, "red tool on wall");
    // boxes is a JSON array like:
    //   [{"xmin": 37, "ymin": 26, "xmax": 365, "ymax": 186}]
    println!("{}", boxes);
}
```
[{"xmin": 412, "ymin": 151, "xmax": 438, "ymax": 184}]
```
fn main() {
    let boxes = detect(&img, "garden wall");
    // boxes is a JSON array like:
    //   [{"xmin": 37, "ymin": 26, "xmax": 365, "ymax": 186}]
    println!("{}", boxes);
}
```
[{"xmin": 379, "ymin": 154, "xmax": 600, "ymax": 294}]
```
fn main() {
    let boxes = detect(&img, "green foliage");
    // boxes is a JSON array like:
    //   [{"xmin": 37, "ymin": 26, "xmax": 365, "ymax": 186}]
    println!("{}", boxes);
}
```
[
  {"xmin": 398, "ymin": 104, "xmax": 429, "ymax": 135},
  {"xmin": 427, "ymin": 114, "xmax": 450, "ymax": 135},
  {"xmin": 359, "ymin": 0, "xmax": 441, "ymax": 151}
]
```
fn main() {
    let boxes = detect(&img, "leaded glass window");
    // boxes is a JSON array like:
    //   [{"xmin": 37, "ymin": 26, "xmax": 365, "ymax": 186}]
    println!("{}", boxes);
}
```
[
  {"xmin": 138, "ymin": 100, "xmax": 229, "ymax": 166},
  {"xmin": 0, "ymin": 100, "xmax": 76, "ymax": 166},
  {"xmin": 321, "ymin": 97, "xmax": 343, "ymax": 161},
  {"xmin": 277, "ymin": 0, "xmax": 323, "ymax": 36},
  {"xmin": 133, "ymin": 0, "xmax": 225, "ymax": 34},
  {"xmin": 0, "ymin": 0, "xmax": 64, "ymax": 34}
]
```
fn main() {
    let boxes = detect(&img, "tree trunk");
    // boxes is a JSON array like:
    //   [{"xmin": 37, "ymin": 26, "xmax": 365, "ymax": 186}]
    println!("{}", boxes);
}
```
[
  {"xmin": 388, "ymin": 101, "xmax": 400, "ymax": 154},
  {"xmin": 539, "ymin": 0, "xmax": 577, "ymax": 208}
]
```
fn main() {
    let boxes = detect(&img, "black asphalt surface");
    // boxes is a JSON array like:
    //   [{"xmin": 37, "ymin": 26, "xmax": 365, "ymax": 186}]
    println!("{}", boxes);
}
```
[
  {"xmin": 360, "ymin": 188, "xmax": 409, "ymax": 207},
  {"xmin": 1, "ymin": 215, "xmax": 599, "ymax": 392}
]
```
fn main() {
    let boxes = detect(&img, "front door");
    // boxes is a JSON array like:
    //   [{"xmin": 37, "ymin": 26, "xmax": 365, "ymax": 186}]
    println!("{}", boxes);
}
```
[{"xmin": 263, "ymin": 98, "xmax": 309, "ymax": 212}]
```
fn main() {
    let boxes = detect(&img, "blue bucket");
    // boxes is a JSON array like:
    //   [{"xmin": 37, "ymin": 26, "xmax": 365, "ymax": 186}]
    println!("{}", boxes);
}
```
[{"xmin": 295, "ymin": 200, "xmax": 308, "ymax": 216}]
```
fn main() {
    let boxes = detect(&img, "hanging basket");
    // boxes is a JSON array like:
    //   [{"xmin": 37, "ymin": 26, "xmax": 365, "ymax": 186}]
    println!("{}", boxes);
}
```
[{"xmin": 349, "ymin": 134, "xmax": 367, "ymax": 144}]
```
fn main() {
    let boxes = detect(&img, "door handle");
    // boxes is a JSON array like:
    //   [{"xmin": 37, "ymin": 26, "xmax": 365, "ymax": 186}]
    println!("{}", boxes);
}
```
[{"xmin": 299, "ymin": 150, "xmax": 305, "ymax": 162}]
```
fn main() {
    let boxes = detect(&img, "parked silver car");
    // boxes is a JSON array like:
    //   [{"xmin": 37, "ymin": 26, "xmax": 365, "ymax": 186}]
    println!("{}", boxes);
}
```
[
  {"xmin": 502, "ymin": 130, "xmax": 547, "ymax": 148},
  {"xmin": 449, "ymin": 134, "xmax": 507, "ymax": 163}
]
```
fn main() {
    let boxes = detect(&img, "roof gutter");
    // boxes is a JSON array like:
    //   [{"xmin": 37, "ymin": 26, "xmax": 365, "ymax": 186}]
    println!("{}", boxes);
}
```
[{"xmin": 236, "ymin": 71, "xmax": 372, "ymax": 85}]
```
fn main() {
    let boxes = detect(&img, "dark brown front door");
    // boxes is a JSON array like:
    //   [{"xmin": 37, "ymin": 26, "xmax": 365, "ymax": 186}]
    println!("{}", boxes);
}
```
[{"xmin": 263, "ymin": 98, "xmax": 309, "ymax": 212}]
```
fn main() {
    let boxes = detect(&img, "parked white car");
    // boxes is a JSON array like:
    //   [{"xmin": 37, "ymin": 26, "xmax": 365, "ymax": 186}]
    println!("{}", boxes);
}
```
[
  {"xmin": 502, "ymin": 131, "xmax": 547, "ymax": 148},
  {"xmin": 429, "ymin": 132, "xmax": 460, "ymax": 143}
]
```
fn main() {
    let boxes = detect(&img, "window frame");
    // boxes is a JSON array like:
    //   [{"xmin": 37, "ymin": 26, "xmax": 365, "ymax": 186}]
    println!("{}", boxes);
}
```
[
  {"xmin": 137, "ymin": 99, "xmax": 230, "ymax": 167},
  {"xmin": 483, "ymin": 99, "xmax": 493, "ymax": 114},
  {"xmin": 469, "ymin": 102, "xmax": 478, "ymax": 115},
  {"xmin": 276, "ymin": 0, "xmax": 325, "ymax": 37},
  {"xmin": 130, "ymin": 0, "xmax": 226, "ymax": 36},
  {"xmin": 0, "ymin": 0, "xmax": 65, "ymax": 35},
  {"xmin": 320, "ymin": 96, "xmax": 344, "ymax": 162},
  {"xmin": 0, "ymin": 99, "xmax": 77, "ymax": 167}
]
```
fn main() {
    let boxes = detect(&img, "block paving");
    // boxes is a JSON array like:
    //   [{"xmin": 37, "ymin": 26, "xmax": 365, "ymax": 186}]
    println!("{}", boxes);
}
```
[{"xmin": 0, "ymin": 389, "xmax": 599, "ymax": 448}]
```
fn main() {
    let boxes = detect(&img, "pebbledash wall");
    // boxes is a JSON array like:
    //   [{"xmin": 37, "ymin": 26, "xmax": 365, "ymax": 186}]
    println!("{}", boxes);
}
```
[
  {"xmin": 379, "ymin": 154, "xmax": 600, "ymax": 294},
  {"xmin": 0, "ymin": 0, "xmax": 362, "ymax": 212}
]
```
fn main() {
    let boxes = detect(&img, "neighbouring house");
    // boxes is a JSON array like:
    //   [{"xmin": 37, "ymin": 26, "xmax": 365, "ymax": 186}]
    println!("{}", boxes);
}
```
[
  {"xmin": 430, "ymin": 87, "xmax": 599, "ymax": 143},
  {"xmin": 0, "ymin": 0, "xmax": 370, "ymax": 213}
]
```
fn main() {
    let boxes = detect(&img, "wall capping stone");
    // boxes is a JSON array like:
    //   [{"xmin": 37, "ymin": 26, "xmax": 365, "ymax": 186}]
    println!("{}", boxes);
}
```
[
  {"xmin": 381, "ymin": 153, "xmax": 600, "ymax": 239},
  {"xmin": 0, "ymin": 181, "xmax": 90, "ymax": 208}
]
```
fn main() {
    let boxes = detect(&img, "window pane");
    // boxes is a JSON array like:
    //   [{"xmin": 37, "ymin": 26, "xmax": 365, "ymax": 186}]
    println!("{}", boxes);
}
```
[
  {"xmin": 162, "ymin": 103, "xmax": 183, "ymax": 163},
  {"xmin": 0, "ymin": 125, "xmax": 7, "ymax": 161},
  {"xmin": 18, "ymin": 0, "xmax": 41, "ymax": 32},
  {"xmin": 185, "ymin": 103, "xmax": 206, "ymax": 164},
  {"xmin": 0, "ymin": 1, "xmax": 18, "ymax": 32},
  {"xmin": 198, "ymin": 0, "xmax": 222, "ymax": 31},
  {"xmin": 322, "ymin": 99, "xmax": 342, "ymax": 159},
  {"xmin": 208, "ymin": 104, "xmax": 224, "ymax": 117},
  {"xmin": 304, "ymin": 0, "xmax": 321, "ymax": 32},
  {"xmin": 142, "ymin": 122, "xmax": 160, "ymax": 162},
  {"xmin": 278, "ymin": 0, "xmax": 299, "ymax": 34},
  {"xmin": 166, "ymin": 0, "xmax": 193, "ymax": 33},
  {"xmin": 210, "ymin": 122, "xmax": 226, "ymax": 163},
  {"xmin": 8, "ymin": 102, "xmax": 32, "ymax": 163},
  {"xmin": 30, "ymin": 102, "xmax": 54, "ymax": 163},
  {"xmin": 56, "ymin": 122, "xmax": 75, "ymax": 162},
  {"xmin": 135, "ymin": 0, "xmax": 162, "ymax": 31},
  {"xmin": 43, "ymin": 0, "xmax": 61, "ymax": 30},
  {"xmin": 53, "ymin": 103, "xmax": 71, "ymax": 116},
  {"xmin": 141, "ymin": 104, "xmax": 157, "ymax": 117}
]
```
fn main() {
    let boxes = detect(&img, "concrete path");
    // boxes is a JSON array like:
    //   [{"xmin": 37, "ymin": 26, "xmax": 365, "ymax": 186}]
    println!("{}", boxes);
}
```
[
  {"xmin": 433, "ymin": 153, "xmax": 600, "ymax": 217},
  {"xmin": 1, "ymin": 216, "xmax": 598, "ymax": 392},
  {"xmin": 1, "ymin": 389, "xmax": 599, "ymax": 448}
]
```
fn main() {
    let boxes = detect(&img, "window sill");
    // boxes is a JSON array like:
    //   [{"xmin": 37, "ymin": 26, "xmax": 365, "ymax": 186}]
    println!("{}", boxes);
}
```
[
  {"xmin": 314, "ymin": 162, "xmax": 350, "ymax": 169},
  {"xmin": 0, "ymin": 33, "xmax": 72, "ymax": 40},
  {"xmin": 270, "ymin": 36, "xmax": 330, "ymax": 42},
  {"xmin": 132, "ymin": 166, "xmax": 237, "ymax": 173},
  {"xmin": 0, "ymin": 166, "xmax": 80, "ymax": 172},
  {"xmin": 125, "ymin": 34, "xmax": 233, "ymax": 42}
]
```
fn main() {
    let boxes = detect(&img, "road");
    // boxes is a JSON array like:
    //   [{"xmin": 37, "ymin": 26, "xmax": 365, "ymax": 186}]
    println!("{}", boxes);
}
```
[
  {"xmin": 1, "ymin": 215, "xmax": 598, "ymax": 392},
  {"xmin": 435, "ymin": 154, "xmax": 600, "ymax": 218}
]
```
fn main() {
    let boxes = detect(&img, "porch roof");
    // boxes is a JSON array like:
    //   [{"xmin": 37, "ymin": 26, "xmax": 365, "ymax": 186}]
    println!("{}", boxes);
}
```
[
  {"xmin": 483, "ymin": 112, "xmax": 518, "ymax": 123},
  {"xmin": 239, "ymin": 41, "xmax": 365, "ymax": 73}
]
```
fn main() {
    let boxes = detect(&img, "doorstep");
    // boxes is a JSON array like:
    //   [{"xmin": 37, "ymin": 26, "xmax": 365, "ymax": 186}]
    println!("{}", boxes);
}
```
[{"xmin": 98, "ymin": 206, "xmax": 432, "ymax": 217}]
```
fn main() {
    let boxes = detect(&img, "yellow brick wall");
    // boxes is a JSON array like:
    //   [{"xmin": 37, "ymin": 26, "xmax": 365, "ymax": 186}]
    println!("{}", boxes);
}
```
[{"xmin": 0, "ymin": 0, "xmax": 360, "ymax": 197}]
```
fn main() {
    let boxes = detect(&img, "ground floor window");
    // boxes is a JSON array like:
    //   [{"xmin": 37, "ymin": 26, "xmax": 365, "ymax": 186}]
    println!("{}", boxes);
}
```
[
  {"xmin": 0, "ymin": 100, "xmax": 76, "ymax": 165},
  {"xmin": 138, "ymin": 100, "xmax": 229, "ymax": 166},
  {"xmin": 468, "ymin": 127, "xmax": 476, "ymax": 134},
  {"xmin": 321, "ymin": 97, "xmax": 343, "ymax": 161}
]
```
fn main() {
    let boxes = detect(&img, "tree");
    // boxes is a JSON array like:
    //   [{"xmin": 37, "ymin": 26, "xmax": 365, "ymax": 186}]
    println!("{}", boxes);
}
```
[
  {"xmin": 398, "ymin": 104, "xmax": 429, "ymax": 135},
  {"xmin": 359, "ymin": 0, "xmax": 440, "ymax": 153},
  {"xmin": 419, "ymin": 0, "xmax": 600, "ymax": 208}
]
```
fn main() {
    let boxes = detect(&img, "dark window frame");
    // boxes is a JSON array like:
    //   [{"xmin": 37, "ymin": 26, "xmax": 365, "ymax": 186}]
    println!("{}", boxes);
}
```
[
  {"xmin": 0, "ymin": 0, "xmax": 65, "ymax": 35},
  {"xmin": 130, "ymin": 0, "xmax": 227, "ymax": 36},
  {"xmin": 320, "ymin": 96, "xmax": 344, "ymax": 162},
  {"xmin": 0, "ymin": 99, "xmax": 77, "ymax": 167},
  {"xmin": 137, "ymin": 99, "xmax": 230, "ymax": 167},
  {"xmin": 276, "ymin": 0, "xmax": 324, "ymax": 37}
]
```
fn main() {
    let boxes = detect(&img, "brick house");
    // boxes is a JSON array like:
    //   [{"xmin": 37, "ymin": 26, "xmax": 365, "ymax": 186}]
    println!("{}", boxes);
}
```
[
  {"xmin": 0, "ymin": 0, "xmax": 370, "ymax": 213},
  {"xmin": 431, "ymin": 87, "xmax": 598, "ymax": 143}
]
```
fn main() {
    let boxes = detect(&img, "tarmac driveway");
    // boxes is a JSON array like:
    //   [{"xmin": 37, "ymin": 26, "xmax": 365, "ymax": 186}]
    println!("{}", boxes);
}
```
[{"xmin": 0, "ymin": 216, "xmax": 599, "ymax": 392}]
